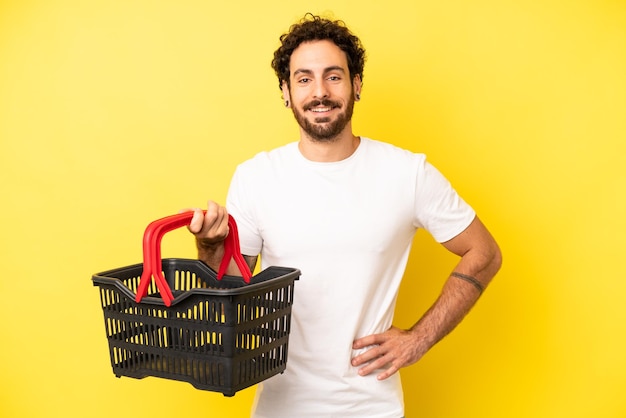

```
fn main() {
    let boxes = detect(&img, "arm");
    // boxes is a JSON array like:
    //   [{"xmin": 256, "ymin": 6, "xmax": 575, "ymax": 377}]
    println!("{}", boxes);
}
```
[
  {"xmin": 351, "ymin": 216, "xmax": 502, "ymax": 380},
  {"xmin": 187, "ymin": 201, "xmax": 258, "ymax": 274}
]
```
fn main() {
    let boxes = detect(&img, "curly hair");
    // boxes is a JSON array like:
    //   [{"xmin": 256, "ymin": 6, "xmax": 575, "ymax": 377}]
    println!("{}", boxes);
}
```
[{"xmin": 271, "ymin": 14, "xmax": 366, "ymax": 90}]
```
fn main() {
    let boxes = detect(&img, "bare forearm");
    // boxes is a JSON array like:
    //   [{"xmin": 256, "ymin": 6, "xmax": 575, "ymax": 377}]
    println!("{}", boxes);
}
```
[
  {"xmin": 196, "ymin": 238, "xmax": 257, "ymax": 276},
  {"xmin": 409, "ymin": 274, "xmax": 483, "ymax": 355},
  {"xmin": 410, "ymin": 247, "xmax": 502, "ymax": 356},
  {"xmin": 196, "ymin": 238, "xmax": 225, "ymax": 271}
]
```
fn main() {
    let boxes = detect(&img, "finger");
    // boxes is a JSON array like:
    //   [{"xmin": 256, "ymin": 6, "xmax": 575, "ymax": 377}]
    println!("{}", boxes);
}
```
[
  {"xmin": 356, "ymin": 346, "xmax": 404, "ymax": 380},
  {"xmin": 352, "ymin": 333, "xmax": 384, "ymax": 350},
  {"xmin": 351, "ymin": 342, "xmax": 384, "ymax": 368},
  {"xmin": 187, "ymin": 208, "xmax": 204, "ymax": 234},
  {"xmin": 181, "ymin": 208, "xmax": 204, "ymax": 234},
  {"xmin": 204, "ymin": 201, "xmax": 227, "ymax": 235},
  {"xmin": 376, "ymin": 361, "xmax": 400, "ymax": 381},
  {"xmin": 355, "ymin": 351, "xmax": 391, "ymax": 377},
  {"xmin": 204, "ymin": 201, "xmax": 219, "ymax": 225},
  {"xmin": 204, "ymin": 201, "xmax": 225, "ymax": 226}
]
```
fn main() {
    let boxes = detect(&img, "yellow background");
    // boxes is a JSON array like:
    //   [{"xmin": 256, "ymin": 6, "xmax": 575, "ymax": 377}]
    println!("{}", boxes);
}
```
[{"xmin": 1, "ymin": 0, "xmax": 625, "ymax": 417}]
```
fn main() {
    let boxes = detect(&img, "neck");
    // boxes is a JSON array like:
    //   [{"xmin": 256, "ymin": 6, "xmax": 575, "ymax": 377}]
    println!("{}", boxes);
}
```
[{"xmin": 298, "ymin": 127, "xmax": 361, "ymax": 162}]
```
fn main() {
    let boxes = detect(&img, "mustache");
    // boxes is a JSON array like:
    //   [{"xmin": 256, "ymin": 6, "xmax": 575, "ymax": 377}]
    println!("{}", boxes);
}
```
[{"xmin": 303, "ymin": 99, "xmax": 342, "ymax": 111}]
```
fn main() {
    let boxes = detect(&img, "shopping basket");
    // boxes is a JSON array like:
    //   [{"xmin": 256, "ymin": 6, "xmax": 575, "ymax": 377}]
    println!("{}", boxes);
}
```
[{"xmin": 92, "ymin": 211, "xmax": 300, "ymax": 396}]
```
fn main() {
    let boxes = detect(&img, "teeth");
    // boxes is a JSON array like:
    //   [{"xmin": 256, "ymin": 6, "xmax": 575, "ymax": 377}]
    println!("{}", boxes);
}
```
[{"xmin": 311, "ymin": 107, "xmax": 331, "ymax": 112}]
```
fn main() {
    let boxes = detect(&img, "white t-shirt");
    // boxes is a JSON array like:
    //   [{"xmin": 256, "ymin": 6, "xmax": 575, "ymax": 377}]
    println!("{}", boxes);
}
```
[{"xmin": 226, "ymin": 138, "xmax": 475, "ymax": 418}]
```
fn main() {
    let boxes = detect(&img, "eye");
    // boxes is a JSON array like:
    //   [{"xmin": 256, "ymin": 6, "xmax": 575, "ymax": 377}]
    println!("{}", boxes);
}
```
[
  {"xmin": 328, "ymin": 76, "xmax": 341, "ymax": 81},
  {"xmin": 297, "ymin": 77, "xmax": 311, "ymax": 84}
]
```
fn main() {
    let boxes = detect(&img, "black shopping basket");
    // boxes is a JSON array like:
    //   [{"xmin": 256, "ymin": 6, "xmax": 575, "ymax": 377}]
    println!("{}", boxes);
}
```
[{"xmin": 92, "ymin": 211, "xmax": 300, "ymax": 396}]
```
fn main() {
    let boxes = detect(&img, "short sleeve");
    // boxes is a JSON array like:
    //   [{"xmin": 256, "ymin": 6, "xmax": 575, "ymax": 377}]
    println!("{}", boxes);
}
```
[{"xmin": 413, "ymin": 158, "xmax": 476, "ymax": 243}]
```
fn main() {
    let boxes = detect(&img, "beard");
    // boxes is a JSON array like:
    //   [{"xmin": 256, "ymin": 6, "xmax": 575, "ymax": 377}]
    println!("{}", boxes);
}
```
[{"xmin": 291, "ymin": 96, "xmax": 355, "ymax": 142}]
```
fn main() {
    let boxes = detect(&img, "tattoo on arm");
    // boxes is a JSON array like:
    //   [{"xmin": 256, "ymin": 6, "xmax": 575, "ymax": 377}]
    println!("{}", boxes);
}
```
[
  {"xmin": 244, "ymin": 255, "xmax": 258, "ymax": 272},
  {"xmin": 451, "ymin": 272, "xmax": 484, "ymax": 294}
]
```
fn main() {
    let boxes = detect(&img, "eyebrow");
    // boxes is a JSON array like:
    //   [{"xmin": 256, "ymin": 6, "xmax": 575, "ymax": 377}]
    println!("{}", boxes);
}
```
[{"xmin": 293, "ymin": 66, "xmax": 347, "ymax": 77}]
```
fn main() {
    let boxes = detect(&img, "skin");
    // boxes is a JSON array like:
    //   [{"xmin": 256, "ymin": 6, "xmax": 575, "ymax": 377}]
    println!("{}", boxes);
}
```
[
  {"xmin": 281, "ymin": 39, "xmax": 362, "ymax": 161},
  {"xmin": 187, "ymin": 39, "xmax": 502, "ymax": 381}
]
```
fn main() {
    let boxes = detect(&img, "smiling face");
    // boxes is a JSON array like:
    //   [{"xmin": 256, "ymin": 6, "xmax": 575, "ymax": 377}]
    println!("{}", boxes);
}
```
[{"xmin": 283, "ymin": 40, "xmax": 362, "ymax": 143}]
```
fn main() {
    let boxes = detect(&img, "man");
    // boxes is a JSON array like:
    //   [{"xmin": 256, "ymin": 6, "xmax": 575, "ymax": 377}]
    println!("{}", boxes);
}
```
[{"xmin": 187, "ymin": 14, "xmax": 501, "ymax": 418}]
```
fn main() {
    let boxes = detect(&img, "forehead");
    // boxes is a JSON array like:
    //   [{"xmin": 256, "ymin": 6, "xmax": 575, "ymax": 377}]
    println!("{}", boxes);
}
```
[{"xmin": 289, "ymin": 39, "xmax": 349, "ymax": 75}]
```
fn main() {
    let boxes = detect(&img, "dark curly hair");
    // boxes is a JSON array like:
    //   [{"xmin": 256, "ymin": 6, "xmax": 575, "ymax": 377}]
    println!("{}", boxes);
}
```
[{"xmin": 271, "ymin": 14, "xmax": 366, "ymax": 90}]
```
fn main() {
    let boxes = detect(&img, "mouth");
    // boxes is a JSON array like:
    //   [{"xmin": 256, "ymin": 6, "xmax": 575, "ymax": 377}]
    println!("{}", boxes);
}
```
[
  {"xmin": 304, "ymin": 100, "xmax": 341, "ymax": 114},
  {"xmin": 309, "ymin": 106, "xmax": 333, "ymax": 113}
]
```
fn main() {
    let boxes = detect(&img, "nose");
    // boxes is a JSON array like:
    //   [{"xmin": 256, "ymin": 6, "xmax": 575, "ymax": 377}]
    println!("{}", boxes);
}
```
[{"xmin": 312, "ymin": 80, "xmax": 329, "ymax": 99}]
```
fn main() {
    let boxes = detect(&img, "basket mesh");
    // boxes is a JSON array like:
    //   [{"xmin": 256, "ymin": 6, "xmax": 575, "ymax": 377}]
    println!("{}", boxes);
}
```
[{"xmin": 93, "ymin": 259, "xmax": 297, "ymax": 396}]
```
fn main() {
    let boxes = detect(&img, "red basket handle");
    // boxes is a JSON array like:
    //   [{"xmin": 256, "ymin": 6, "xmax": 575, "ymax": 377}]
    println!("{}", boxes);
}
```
[{"xmin": 135, "ymin": 211, "xmax": 252, "ymax": 306}]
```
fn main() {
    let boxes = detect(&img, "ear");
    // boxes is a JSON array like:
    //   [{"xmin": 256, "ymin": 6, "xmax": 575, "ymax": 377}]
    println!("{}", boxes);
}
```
[
  {"xmin": 353, "ymin": 75, "xmax": 362, "ymax": 100},
  {"xmin": 281, "ymin": 81, "xmax": 291, "ymax": 108}
]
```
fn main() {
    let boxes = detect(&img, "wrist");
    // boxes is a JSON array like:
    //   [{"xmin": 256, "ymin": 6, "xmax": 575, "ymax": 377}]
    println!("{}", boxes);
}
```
[
  {"xmin": 196, "ymin": 237, "xmax": 224, "ymax": 250},
  {"xmin": 196, "ymin": 238, "xmax": 225, "ymax": 268},
  {"xmin": 405, "ymin": 325, "xmax": 433, "ymax": 359}
]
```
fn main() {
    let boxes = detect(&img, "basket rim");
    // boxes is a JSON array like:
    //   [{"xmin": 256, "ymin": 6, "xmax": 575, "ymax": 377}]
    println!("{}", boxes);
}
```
[{"xmin": 92, "ymin": 258, "xmax": 299, "ymax": 306}]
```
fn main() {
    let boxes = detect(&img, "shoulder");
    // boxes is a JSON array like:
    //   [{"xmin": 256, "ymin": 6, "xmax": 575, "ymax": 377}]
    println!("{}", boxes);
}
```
[
  {"xmin": 360, "ymin": 137, "xmax": 427, "ymax": 168},
  {"xmin": 236, "ymin": 142, "xmax": 299, "ymax": 173},
  {"xmin": 361, "ymin": 137, "xmax": 424, "ymax": 158}
]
